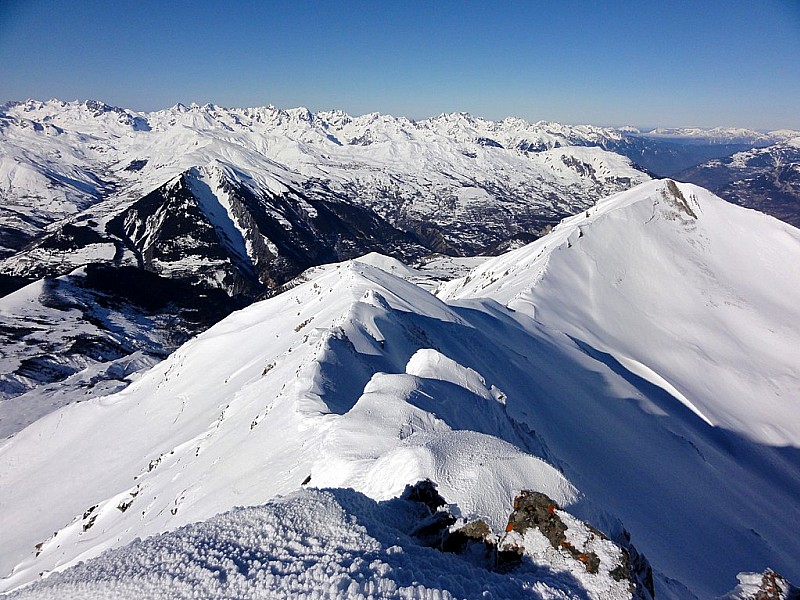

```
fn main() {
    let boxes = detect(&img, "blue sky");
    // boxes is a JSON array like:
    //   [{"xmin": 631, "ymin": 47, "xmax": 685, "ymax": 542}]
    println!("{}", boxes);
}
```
[{"xmin": 1, "ymin": 0, "xmax": 799, "ymax": 129}]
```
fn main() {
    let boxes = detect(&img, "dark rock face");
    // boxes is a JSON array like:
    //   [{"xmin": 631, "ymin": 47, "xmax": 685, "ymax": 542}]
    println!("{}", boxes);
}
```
[
  {"xmin": 402, "ymin": 478, "xmax": 448, "ymax": 513},
  {"xmin": 618, "ymin": 528, "xmax": 656, "ymax": 599},
  {"xmin": 39, "ymin": 224, "xmax": 107, "ymax": 252},
  {"xmin": 402, "ymin": 480, "xmax": 504, "ymax": 571},
  {"xmin": 107, "ymin": 169, "xmax": 428, "ymax": 299},
  {"xmin": 477, "ymin": 137, "xmax": 504, "ymax": 148},
  {"xmin": 0, "ymin": 265, "xmax": 238, "ymax": 404}
]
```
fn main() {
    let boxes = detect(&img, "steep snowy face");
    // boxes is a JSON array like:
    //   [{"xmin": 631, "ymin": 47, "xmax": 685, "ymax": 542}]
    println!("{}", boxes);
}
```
[{"xmin": 439, "ymin": 179, "xmax": 800, "ymax": 446}]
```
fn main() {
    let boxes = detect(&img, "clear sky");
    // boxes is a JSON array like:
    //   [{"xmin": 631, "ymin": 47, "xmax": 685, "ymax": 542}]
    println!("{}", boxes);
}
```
[{"xmin": 1, "ymin": 0, "xmax": 799, "ymax": 129}]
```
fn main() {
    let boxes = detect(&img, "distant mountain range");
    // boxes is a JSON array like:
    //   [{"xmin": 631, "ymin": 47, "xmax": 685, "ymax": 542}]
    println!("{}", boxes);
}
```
[{"xmin": 675, "ymin": 139, "xmax": 800, "ymax": 227}]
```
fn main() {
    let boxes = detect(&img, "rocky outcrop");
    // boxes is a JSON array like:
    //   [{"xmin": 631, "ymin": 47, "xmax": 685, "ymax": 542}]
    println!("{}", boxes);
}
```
[
  {"xmin": 720, "ymin": 569, "xmax": 800, "ymax": 600},
  {"xmin": 401, "ymin": 481, "xmax": 652, "ymax": 599}
]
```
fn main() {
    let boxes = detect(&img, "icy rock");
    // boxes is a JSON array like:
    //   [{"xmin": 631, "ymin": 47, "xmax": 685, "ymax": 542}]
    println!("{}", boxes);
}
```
[
  {"xmin": 401, "ymin": 483, "xmax": 646, "ymax": 598},
  {"xmin": 719, "ymin": 569, "xmax": 800, "ymax": 600},
  {"xmin": 499, "ymin": 490, "xmax": 651, "ymax": 598}
]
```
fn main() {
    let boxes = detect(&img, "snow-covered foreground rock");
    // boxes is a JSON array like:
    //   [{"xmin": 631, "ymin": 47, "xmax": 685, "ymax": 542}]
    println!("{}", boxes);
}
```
[
  {"xmin": 3, "ymin": 486, "xmax": 638, "ymax": 600},
  {"xmin": 1, "ymin": 180, "xmax": 799, "ymax": 598}
]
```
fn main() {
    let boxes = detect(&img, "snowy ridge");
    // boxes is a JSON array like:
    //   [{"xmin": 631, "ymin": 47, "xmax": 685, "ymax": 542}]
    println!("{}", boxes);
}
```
[
  {"xmin": 1, "ymin": 259, "xmax": 614, "ymax": 595},
  {"xmin": 438, "ymin": 179, "xmax": 800, "ymax": 445},
  {"xmin": 1, "ymin": 182, "xmax": 800, "ymax": 597}
]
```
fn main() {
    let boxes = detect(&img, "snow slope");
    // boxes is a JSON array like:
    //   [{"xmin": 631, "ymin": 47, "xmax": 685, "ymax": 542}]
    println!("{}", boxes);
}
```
[
  {"xmin": 0, "ymin": 226, "xmax": 798, "ymax": 597},
  {"xmin": 438, "ymin": 179, "xmax": 800, "ymax": 446},
  {"xmin": 4, "ymin": 487, "xmax": 636, "ymax": 600}
]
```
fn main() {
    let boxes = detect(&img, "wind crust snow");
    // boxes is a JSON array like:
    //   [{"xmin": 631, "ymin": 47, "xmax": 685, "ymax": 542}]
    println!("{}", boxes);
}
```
[{"xmin": 4, "ymin": 483, "xmax": 645, "ymax": 600}]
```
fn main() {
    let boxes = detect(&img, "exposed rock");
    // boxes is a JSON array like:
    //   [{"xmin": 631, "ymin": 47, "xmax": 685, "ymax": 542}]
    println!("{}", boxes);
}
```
[
  {"xmin": 619, "ymin": 527, "xmax": 656, "ymax": 599},
  {"xmin": 502, "ymin": 490, "xmax": 652, "ymax": 598},
  {"xmin": 662, "ymin": 179, "xmax": 698, "ymax": 219},
  {"xmin": 720, "ymin": 569, "xmax": 800, "ymax": 600},
  {"xmin": 401, "ymin": 482, "xmax": 648, "ymax": 597},
  {"xmin": 402, "ymin": 478, "xmax": 448, "ymax": 513}
]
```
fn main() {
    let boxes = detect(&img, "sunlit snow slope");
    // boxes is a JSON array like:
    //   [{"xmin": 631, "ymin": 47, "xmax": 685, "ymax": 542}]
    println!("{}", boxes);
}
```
[
  {"xmin": 439, "ymin": 179, "xmax": 800, "ymax": 446},
  {"xmin": 1, "ymin": 181, "xmax": 798, "ymax": 598}
]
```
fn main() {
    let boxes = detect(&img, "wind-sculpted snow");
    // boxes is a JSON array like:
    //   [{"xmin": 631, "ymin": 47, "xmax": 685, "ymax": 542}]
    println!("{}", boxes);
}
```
[
  {"xmin": 3, "ymin": 488, "xmax": 634, "ymax": 600},
  {"xmin": 1, "ymin": 181, "xmax": 799, "ymax": 598}
]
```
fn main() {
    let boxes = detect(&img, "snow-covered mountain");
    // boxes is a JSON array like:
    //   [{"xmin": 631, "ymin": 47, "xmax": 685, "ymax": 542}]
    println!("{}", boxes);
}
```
[
  {"xmin": 675, "ymin": 138, "xmax": 800, "ymax": 227},
  {"xmin": 438, "ymin": 178, "xmax": 800, "ymax": 445},
  {"xmin": 626, "ymin": 127, "xmax": 800, "ymax": 177},
  {"xmin": 0, "ymin": 163, "xmax": 428, "ymax": 404},
  {"xmin": 1, "ymin": 180, "xmax": 798, "ymax": 598},
  {"xmin": 0, "ymin": 99, "xmax": 651, "ymax": 259},
  {"xmin": 639, "ymin": 127, "xmax": 786, "ymax": 146},
  {"xmin": 0, "ymin": 98, "xmax": 653, "ymax": 404}
]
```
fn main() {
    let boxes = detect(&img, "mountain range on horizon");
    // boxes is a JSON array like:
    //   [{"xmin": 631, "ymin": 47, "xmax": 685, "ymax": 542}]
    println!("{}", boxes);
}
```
[{"xmin": 1, "ymin": 98, "xmax": 799, "ymax": 600}]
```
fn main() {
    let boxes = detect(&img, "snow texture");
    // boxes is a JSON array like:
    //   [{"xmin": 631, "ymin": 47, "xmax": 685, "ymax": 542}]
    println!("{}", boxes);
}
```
[{"xmin": 3, "ymin": 488, "xmax": 633, "ymax": 600}]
